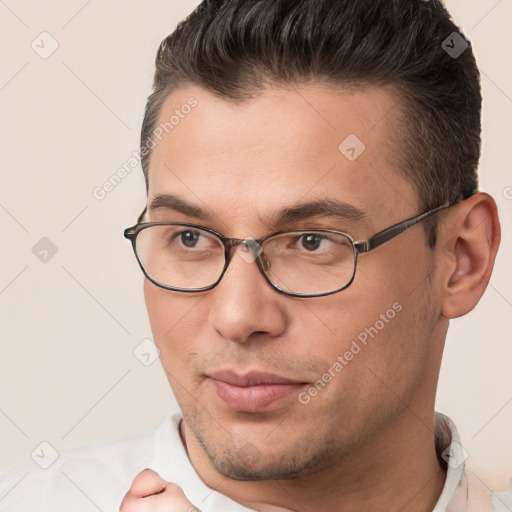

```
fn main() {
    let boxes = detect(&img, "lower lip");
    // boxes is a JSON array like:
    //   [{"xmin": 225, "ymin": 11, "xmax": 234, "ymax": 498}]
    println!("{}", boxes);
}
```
[{"xmin": 210, "ymin": 379, "xmax": 306, "ymax": 413}]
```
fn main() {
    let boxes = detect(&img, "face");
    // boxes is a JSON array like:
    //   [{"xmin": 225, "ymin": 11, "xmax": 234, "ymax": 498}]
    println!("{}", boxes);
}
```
[{"xmin": 143, "ymin": 83, "xmax": 441, "ymax": 480}]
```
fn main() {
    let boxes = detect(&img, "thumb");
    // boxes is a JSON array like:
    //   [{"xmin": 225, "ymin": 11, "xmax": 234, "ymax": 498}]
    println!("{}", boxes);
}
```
[
  {"xmin": 120, "ymin": 469, "xmax": 201, "ymax": 511},
  {"xmin": 128, "ymin": 468, "xmax": 168, "ymax": 498}
]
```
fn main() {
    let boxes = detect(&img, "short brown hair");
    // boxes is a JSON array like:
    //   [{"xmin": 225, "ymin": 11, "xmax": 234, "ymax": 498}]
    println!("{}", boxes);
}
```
[{"xmin": 140, "ymin": 0, "xmax": 481, "ymax": 246}]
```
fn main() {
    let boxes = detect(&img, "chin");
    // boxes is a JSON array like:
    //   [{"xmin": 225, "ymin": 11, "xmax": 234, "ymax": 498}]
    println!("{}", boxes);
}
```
[{"xmin": 196, "ymin": 427, "xmax": 340, "ymax": 481}]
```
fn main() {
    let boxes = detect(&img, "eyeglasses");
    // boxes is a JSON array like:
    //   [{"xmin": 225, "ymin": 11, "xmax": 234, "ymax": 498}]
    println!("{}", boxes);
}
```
[{"xmin": 124, "ymin": 203, "xmax": 451, "ymax": 298}]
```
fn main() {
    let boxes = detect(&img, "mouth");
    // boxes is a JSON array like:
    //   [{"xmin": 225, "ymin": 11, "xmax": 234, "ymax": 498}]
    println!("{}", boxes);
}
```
[{"xmin": 207, "ymin": 370, "xmax": 308, "ymax": 413}]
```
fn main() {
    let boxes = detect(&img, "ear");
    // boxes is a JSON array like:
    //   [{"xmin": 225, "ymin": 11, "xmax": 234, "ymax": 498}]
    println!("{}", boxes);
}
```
[{"xmin": 441, "ymin": 192, "xmax": 501, "ymax": 319}]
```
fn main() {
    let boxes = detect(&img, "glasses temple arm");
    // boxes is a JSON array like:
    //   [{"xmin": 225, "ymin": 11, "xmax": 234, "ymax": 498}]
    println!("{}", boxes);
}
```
[
  {"xmin": 354, "ymin": 203, "xmax": 451, "ymax": 253},
  {"xmin": 136, "ymin": 206, "xmax": 148, "ymax": 224}
]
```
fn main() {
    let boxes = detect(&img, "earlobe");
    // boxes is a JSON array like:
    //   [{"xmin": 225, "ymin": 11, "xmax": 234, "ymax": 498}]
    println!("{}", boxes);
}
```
[{"xmin": 441, "ymin": 193, "xmax": 501, "ymax": 319}]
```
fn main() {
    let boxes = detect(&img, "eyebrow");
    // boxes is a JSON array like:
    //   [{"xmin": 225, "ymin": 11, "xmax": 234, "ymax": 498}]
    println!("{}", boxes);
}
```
[{"xmin": 148, "ymin": 193, "xmax": 367, "ymax": 228}]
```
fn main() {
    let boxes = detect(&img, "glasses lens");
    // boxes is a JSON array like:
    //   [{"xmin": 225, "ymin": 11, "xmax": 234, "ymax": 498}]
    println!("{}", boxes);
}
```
[
  {"xmin": 135, "ymin": 225, "xmax": 225, "ymax": 290},
  {"xmin": 134, "ymin": 226, "xmax": 355, "ymax": 295},
  {"xmin": 261, "ymin": 231, "xmax": 355, "ymax": 295}
]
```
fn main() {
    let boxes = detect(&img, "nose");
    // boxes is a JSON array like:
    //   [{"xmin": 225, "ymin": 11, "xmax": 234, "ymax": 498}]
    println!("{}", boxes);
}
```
[{"xmin": 207, "ymin": 243, "xmax": 286, "ymax": 344}]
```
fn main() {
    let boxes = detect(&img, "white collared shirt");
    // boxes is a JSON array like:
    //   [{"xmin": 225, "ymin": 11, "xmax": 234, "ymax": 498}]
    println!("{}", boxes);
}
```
[
  {"xmin": 432, "ymin": 413, "xmax": 511, "ymax": 512},
  {"xmin": 0, "ymin": 411, "xmax": 509, "ymax": 511}
]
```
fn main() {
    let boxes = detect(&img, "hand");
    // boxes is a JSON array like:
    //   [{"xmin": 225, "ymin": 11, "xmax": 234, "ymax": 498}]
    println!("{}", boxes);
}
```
[{"xmin": 120, "ymin": 468, "xmax": 201, "ymax": 512}]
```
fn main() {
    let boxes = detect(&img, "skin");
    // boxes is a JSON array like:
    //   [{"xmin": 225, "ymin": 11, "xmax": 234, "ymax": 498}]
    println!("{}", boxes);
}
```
[
  {"xmin": 121, "ymin": 469, "xmax": 199, "ymax": 511},
  {"xmin": 120, "ymin": 83, "xmax": 500, "ymax": 512}
]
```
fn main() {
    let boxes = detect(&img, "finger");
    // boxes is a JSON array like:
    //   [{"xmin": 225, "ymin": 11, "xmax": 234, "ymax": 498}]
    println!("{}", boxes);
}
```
[
  {"xmin": 127, "ymin": 469, "xmax": 168, "ymax": 498},
  {"xmin": 120, "ymin": 481, "xmax": 200, "ymax": 512}
]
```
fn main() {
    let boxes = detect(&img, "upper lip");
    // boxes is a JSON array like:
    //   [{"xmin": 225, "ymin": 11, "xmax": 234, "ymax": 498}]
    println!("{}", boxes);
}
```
[{"xmin": 208, "ymin": 370, "xmax": 306, "ymax": 387}]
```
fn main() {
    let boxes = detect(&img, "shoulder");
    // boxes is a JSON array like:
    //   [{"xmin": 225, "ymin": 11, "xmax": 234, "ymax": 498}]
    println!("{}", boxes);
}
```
[
  {"xmin": 490, "ymin": 479, "xmax": 512, "ymax": 512},
  {"xmin": 433, "ymin": 413, "xmax": 512, "ymax": 512},
  {"xmin": 0, "ymin": 413, "xmax": 181, "ymax": 512}
]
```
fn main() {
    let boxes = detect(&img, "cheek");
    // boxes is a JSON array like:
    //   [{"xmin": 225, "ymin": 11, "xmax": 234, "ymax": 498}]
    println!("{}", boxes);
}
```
[
  {"xmin": 144, "ymin": 279, "xmax": 170, "ymax": 339},
  {"xmin": 301, "ymin": 297, "xmax": 431, "ymax": 440},
  {"xmin": 307, "ymin": 245, "xmax": 435, "ymax": 404},
  {"xmin": 143, "ymin": 280, "xmax": 202, "ymax": 367},
  {"xmin": 143, "ymin": 282, "xmax": 216, "ymax": 415}
]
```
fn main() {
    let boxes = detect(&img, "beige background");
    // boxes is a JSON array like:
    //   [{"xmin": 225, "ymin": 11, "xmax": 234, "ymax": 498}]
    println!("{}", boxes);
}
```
[{"xmin": 0, "ymin": 0, "xmax": 511, "ymax": 491}]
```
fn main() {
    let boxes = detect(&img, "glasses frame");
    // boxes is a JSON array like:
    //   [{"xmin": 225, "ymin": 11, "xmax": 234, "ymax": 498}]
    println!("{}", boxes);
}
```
[{"xmin": 124, "ymin": 202, "xmax": 451, "ymax": 298}]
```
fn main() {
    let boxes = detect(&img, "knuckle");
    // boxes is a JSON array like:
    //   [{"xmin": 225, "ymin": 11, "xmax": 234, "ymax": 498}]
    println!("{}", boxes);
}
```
[{"xmin": 128, "ymin": 469, "xmax": 166, "ymax": 496}]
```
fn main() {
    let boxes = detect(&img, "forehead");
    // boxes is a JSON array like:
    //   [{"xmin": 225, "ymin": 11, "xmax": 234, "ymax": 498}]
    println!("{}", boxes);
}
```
[{"xmin": 147, "ymin": 83, "xmax": 418, "ymax": 230}]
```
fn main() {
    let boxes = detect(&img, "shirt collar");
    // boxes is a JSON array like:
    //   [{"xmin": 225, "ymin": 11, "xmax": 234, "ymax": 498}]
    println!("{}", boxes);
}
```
[{"xmin": 432, "ymin": 412, "xmax": 470, "ymax": 512}]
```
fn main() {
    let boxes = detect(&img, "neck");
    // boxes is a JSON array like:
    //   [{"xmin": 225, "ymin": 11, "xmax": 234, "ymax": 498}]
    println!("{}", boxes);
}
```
[{"xmin": 180, "ymin": 407, "xmax": 446, "ymax": 512}]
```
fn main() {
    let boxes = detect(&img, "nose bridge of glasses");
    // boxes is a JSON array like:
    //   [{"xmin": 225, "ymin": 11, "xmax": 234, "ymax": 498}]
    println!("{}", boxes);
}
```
[
  {"xmin": 224, "ymin": 236, "xmax": 260, "ymax": 252},
  {"xmin": 224, "ymin": 236, "xmax": 270, "ymax": 270}
]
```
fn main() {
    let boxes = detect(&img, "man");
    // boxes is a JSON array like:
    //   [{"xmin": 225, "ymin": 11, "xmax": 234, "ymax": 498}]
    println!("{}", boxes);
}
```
[{"xmin": 0, "ymin": 0, "xmax": 508, "ymax": 511}]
